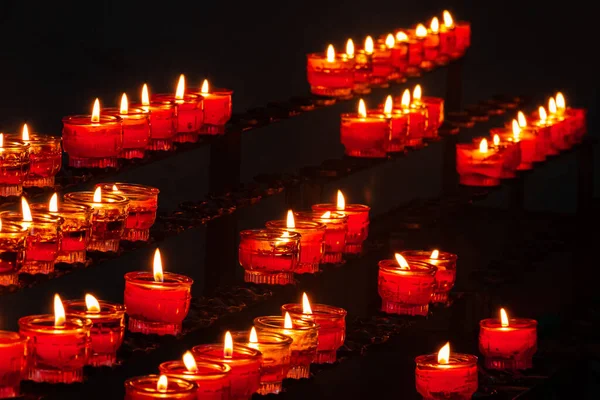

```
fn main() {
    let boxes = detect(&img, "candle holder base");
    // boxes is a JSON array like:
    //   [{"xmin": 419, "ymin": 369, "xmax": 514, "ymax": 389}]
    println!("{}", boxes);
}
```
[
  {"xmin": 381, "ymin": 300, "xmax": 429, "ymax": 316},
  {"xmin": 21, "ymin": 260, "xmax": 54, "ymax": 275},
  {"xmin": 23, "ymin": 176, "xmax": 55, "ymax": 188},
  {"xmin": 386, "ymin": 143, "xmax": 406, "ymax": 153},
  {"xmin": 88, "ymin": 352, "xmax": 118, "ymax": 367},
  {"xmin": 310, "ymin": 86, "xmax": 353, "ymax": 98},
  {"xmin": 174, "ymin": 132, "xmax": 199, "ymax": 144},
  {"xmin": 500, "ymin": 170, "xmax": 516, "ymax": 179},
  {"xmin": 257, "ymin": 381, "xmax": 283, "ymax": 395},
  {"xmin": 431, "ymin": 292, "xmax": 449, "ymax": 303},
  {"xmin": 368, "ymin": 77, "xmax": 390, "ymax": 88},
  {"xmin": 87, "ymin": 239, "xmax": 120, "ymax": 253},
  {"xmin": 419, "ymin": 60, "xmax": 435, "ymax": 71},
  {"xmin": 199, "ymin": 124, "xmax": 225, "ymax": 135},
  {"xmin": 517, "ymin": 163, "xmax": 533, "ymax": 171},
  {"xmin": 353, "ymin": 83, "xmax": 371, "ymax": 95},
  {"xmin": 148, "ymin": 138, "xmax": 174, "ymax": 152},
  {"xmin": 120, "ymin": 148, "xmax": 146, "ymax": 159},
  {"xmin": 344, "ymin": 149, "xmax": 387, "ymax": 158},
  {"xmin": 484, "ymin": 357, "xmax": 532, "ymax": 370},
  {"xmin": 406, "ymin": 138, "xmax": 425, "ymax": 149},
  {"xmin": 27, "ymin": 366, "xmax": 84, "ymax": 384},
  {"xmin": 343, "ymin": 243, "xmax": 363, "ymax": 255},
  {"xmin": 294, "ymin": 261, "xmax": 320, "ymax": 274},
  {"xmin": 68, "ymin": 156, "xmax": 118, "ymax": 169},
  {"xmin": 322, "ymin": 252, "xmax": 343, "ymax": 264},
  {"xmin": 0, "ymin": 184, "xmax": 23, "ymax": 197},
  {"xmin": 315, "ymin": 350, "xmax": 337, "ymax": 364},
  {"xmin": 405, "ymin": 66, "xmax": 421, "ymax": 77},
  {"xmin": 459, "ymin": 175, "xmax": 501, "ymax": 187},
  {"xmin": 244, "ymin": 271, "xmax": 295, "ymax": 285},
  {"xmin": 286, "ymin": 364, "xmax": 310, "ymax": 379},
  {"xmin": 56, "ymin": 250, "xmax": 87, "ymax": 264},
  {"xmin": 0, "ymin": 386, "xmax": 19, "ymax": 398},
  {"xmin": 128, "ymin": 317, "xmax": 182, "ymax": 336},
  {"xmin": 122, "ymin": 228, "xmax": 150, "ymax": 242},
  {"xmin": 435, "ymin": 55, "xmax": 451, "ymax": 66},
  {"xmin": 0, "ymin": 272, "xmax": 19, "ymax": 286}
]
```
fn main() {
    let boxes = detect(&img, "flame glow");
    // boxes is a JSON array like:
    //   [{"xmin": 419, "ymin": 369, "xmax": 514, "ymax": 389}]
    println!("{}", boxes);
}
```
[
  {"xmin": 286, "ymin": 209, "xmax": 295, "ymax": 229},
  {"xmin": 416, "ymin": 24, "xmax": 428, "ymax": 38},
  {"xmin": 430, "ymin": 17, "xmax": 440, "ymax": 33},
  {"xmin": 0, "ymin": 133, "xmax": 3, "ymax": 148},
  {"xmin": 85, "ymin": 294, "xmax": 101, "ymax": 313},
  {"xmin": 431, "ymin": 249, "xmax": 439, "ymax": 259},
  {"xmin": 555, "ymin": 92, "xmax": 566, "ymax": 111},
  {"xmin": 538, "ymin": 106, "xmax": 547, "ymax": 123},
  {"xmin": 517, "ymin": 111, "xmax": 527, "ymax": 128},
  {"xmin": 175, "ymin": 74, "xmax": 185, "ymax": 100},
  {"xmin": 112, "ymin": 184, "xmax": 119, "ymax": 192},
  {"xmin": 437, "ymin": 342, "xmax": 450, "ymax": 364},
  {"xmin": 284, "ymin": 312, "xmax": 293, "ymax": 329},
  {"xmin": 49, "ymin": 193, "xmax": 58, "ymax": 212},
  {"xmin": 183, "ymin": 351, "xmax": 199, "ymax": 372},
  {"xmin": 22, "ymin": 124, "xmax": 30, "ymax": 141},
  {"xmin": 401, "ymin": 89, "xmax": 411, "ymax": 108},
  {"xmin": 358, "ymin": 99, "xmax": 367, "ymax": 118},
  {"xmin": 249, "ymin": 327, "xmax": 258, "ymax": 343},
  {"xmin": 302, "ymin": 292, "xmax": 313, "ymax": 314},
  {"xmin": 346, "ymin": 39, "xmax": 355, "ymax": 57},
  {"xmin": 385, "ymin": 33, "xmax": 395, "ymax": 49},
  {"xmin": 395, "ymin": 31, "xmax": 408, "ymax": 42},
  {"xmin": 153, "ymin": 248, "xmax": 164, "ymax": 283},
  {"xmin": 157, "ymin": 375, "xmax": 168, "ymax": 392},
  {"xmin": 395, "ymin": 253, "xmax": 410, "ymax": 269},
  {"xmin": 54, "ymin": 294, "xmax": 66, "ymax": 327},
  {"xmin": 142, "ymin": 84, "xmax": 150, "ymax": 106},
  {"xmin": 365, "ymin": 36, "xmax": 374, "ymax": 54},
  {"xmin": 443, "ymin": 10, "xmax": 454, "ymax": 28},
  {"xmin": 0, "ymin": 219, "xmax": 2, "ymax": 232},
  {"xmin": 493, "ymin": 134, "xmax": 500, "ymax": 146},
  {"xmin": 120, "ymin": 93, "xmax": 128, "ymax": 114},
  {"xmin": 321, "ymin": 211, "xmax": 331, "ymax": 218},
  {"xmin": 326, "ymin": 45, "xmax": 335, "ymax": 62},
  {"xmin": 384, "ymin": 95, "xmax": 393, "ymax": 115},
  {"xmin": 548, "ymin": 97, "xmax": 557, "ymax": 114},
  {"xmin": 224, "ymin": 331, "xmax": 233, "ymax": 358},
  {"xmin": 336, "ymin": 190, "xmax": 345, "ymax": 210},
  {"xmin": 413, "ymin": 84, "xmax": 422, "ymax": 101},
  {"xmin": 21, "ymin": 197, "xmax": 32, "ymax": 222},
  {"xmin": 92, "ymin": 98, "xmax": 100, "ymax": 123},
  {"xmin": 201, "ymin": 79, "xmax": 209, "ymax": 94},
  {"xmin": 500, "ymin": 308, "xmax": 509, "ymax": 327},
  {"xmin": 479, "ymin": 138, "xmax": 489, "ymax": 153},
  {"xmin": 512, "ymin": 119, "xmax": 521, "ymax": 140},
  {"xmin": 93, "ymin": 187, "xmax": 102, "ymax": 203}
]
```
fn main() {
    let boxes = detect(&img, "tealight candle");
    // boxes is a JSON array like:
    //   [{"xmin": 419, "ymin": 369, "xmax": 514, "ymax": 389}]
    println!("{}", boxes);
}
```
[
  {"xmin": 492, "ymin": 119, "xmax": 532, "ymax": 171},
  {"xmin": 189, "ymin": 79, "xmax": 233, "ymax": 135},
  {"xmin": 349, "ymin": 38, "xmax": 373, "ymax": 95},
  {"xmin": 392, "ymin": 31, "xmax": 410, "ymax": 75},
  {"xmin": 341, "ymin": 99, "xmax": 391, "ymax": 158},
  {"xmin": 456, "ymin": 138, "xmax": 505, "ymax": 187},
  {"xmin": 438, "ymin": 11, "xmax": 457, "ymax": 59},
  {"xmin": 395, "ymin": 89, "xmax": 427, "ymax": 148},
  {"xmin": 103, "ymin": 93, "xmax": 150, "ymax": 159},
  {"xmin": 401, "ymin": 249, "xmax": 457, "ymax": 303},
  {"xmin": 415, "ymin": 342, "xmax": 478, "ymax": 400},
  {"xmin": 504, "ymin": 112, "xmax": 547, "ymax": 163},
  {"xmin": 64, "ymin": 187, "xmax": 130, "ymax": 252},
  {"xmin": 124, "ymin": 248, "xmax": 193, "ymax": 335},
  {"xmin": 265, "ymin": 210, "xmax": 325, "ymax": 274},
  {"xmin": 282, "ymin": 293, "xmax": 346, "ymax": 364},
  {"xmin": 413, "ymin": 24, "xmax": 434, "ymax": 70},
  {"xmin": 192, "ymin": 332, "xmax": 262, "ymax": 399},
  {"xmin": 412, "ymin": 85, "xmax": 444, "ymax": 139},
  {"xmin": 0, "ymin": 220, "xmax": 28, "ymax": 286},
  {"xmin": 370, "ymin": 95, "xmax": 409, "ymax": 153},
  {"xmin": 239, "ymin": 229, "xmax": 301, "ymax": 285},
  {"xmin": 63, "ymin": 294, "xmax": 125, "ymax": 366},
  {"xmin": 18, "ymin": 294, "xmax": 92, "ymax": 383},
  {"xmin": 125, "ymin": 374, "xmax": 197, "ymax": 400},
  {"xmin": 544, "ymin": 97, "xmax": 571, "ymax": 151},
  {"xmin": 96, "ymin": 183, "xmax": 159, "ymax": 242},
  {"xmin": 423, "ymin": 19, "xmax": 441, "ymax": 63},
  {"xmin": 306, "ymin": 44, "xmax": 354, "ymax": 98},
  {"xmin": 406, "ymin": 28, "xmax": 426, "ymax": 75},
  {"xmin": 477, "ymin": 134, "xmax": 520, "ymax": 179},
  {"xmin": 312, "ymin": 190, "xmax": 370, "ymax": 255},
  {"xmin": 231, "ymin": 328, "xmax": 292, "ymax": 395},
  {"xmin": 254, "ymin": 313, "xmax": 318, "ymax": 379},
  {"xmin": 530, "ymin": 106, "xmax": 559, "ymax": 156},
  {"xmin": 133, "ymin": 84, "xmax": 178, "ymax": 151},
  {"xmin": 12, "ymin": 124, "xmax": 62, "ymax": 188},
  {"xmin": 0, "ymin": 331, "xmax": 27, "ymax": 398},
  {"xmin": 479, "ymin": 308, "xmax": 537, "ymax": 370},
  {"xmin": 0, "ymin": 136, "xmax": 30, "ymax": 197},
  {"xmin": 62, "ymin": 98, "xmax": 123, "ymax": 168},
  {"xmin": 294, "ymin": 211, "xmax": 348, "ymax": 265},
  {"xmin": 378, "ymin": 254, "xmax": 436, "ymax": 316},
  {"xmin": 555, "ymin": 92, "xmax": 587, "ymax": 142},
  {"xmin": 370, "ymin": 34, "xmax": 396, "ymax": 86},
  {"xmin": 454, "ymin": 20, "xmax": 471, "ymax": 55},
  {"xmin": 159, "ymin": 352, "xmax": 232, "ymax": 400},
  {"xmin": 153, "ymin": 74, "xmax": 204, "ymax": 144}
]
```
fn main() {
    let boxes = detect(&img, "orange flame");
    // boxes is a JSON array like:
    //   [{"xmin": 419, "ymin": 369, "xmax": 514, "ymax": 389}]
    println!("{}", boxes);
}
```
[
  {"xmin": 415, "ymin": 24, "xmax": 428, "ymax": 38},
  {"xmin": 437, "ymin": 342, "xmax": 450, "ymax": 364},
  {"xmin": 517, "ymin": 111, "xmax": 527, "ymax": 128},
  {"xmin": 120, "ymin": 93, "xmax": 128, "ymax": 114},
  {"xmin": 364, "ymin": 36, "xmax": 374, "ymax": 54},
  {"xmin": 54, "ymin": 294, "xmax": 66, "ymax": 327},
  {"xmin": 431, "ymin": 249, "xmax": 439, "ymax": 259},
  {"xmin": 358, "ymin": 99, "xmax": 367, "ymax": 118},
  {"xmin": 493, "ymin": 134, "xmax": 500, "ymax": 146},
  {"xmin": 413, "ymin": 84, "xmax": 422, "ymax": 101},
  {"xmin": 22, "ymin": 124, "xmax": 30, "ymax": 141},
  {"xmin": 85, "ymin": 294, "xmax": 101, "ymax": 313},
  {"xmin": 321, "ymin": 211, "xmax": 331, "ymax": 218},
  {"xmin": 201, "ymin": 79, "xmax": 209, "ymax": 94},
  {"xmin": 326, "ymin": 45, "xmax": 335, "ymax": 62},
  {"xmin": 286, "ymin": 210, "xmax": 295, "ymax": 229},
  {"xmin": 395, "ymin": 253, "xmax": 409, "ymax": 269},
  {"xmin": 284, "ymin": 312, "xmax": 293, "ymax": 329},
  {"xmin": 175, "ymin": 74, "xmax": 185, "ymax": 100},
  {"xmin": 224, "ymin": 331, "xmax": 233, "ymax": 358},
  {"xmin": 91, "ymin": 98, "xmax": 100, "ymax": 123},
  {"xmin": 385, "ymin": 34, "xmax": 395, "ymax": 49},
  {"xmin": 538, "ymin": 106, "xmax": 547, "ymax": 123},
  {"xmin": 157, "ymin": 375, "xmax": 168, "ymax": 392},
  {"xmin": 93, "ymin": 187, "xmax": 102, "ymax": 203},
  {"xmin": 336, "ymin": 190, "xmax": 345, "ymax": 210},
  {"xmin": 384, "ymin": 95, "xmax": 393, "ymax": 114},
  {"xmin": 512, "ymin": 119, "xmax": 521, "ymax": 140},
  {"xmin": 0, "ymin": 133, "xmax": 3, "ymax": 148},
  {"xmin": 49, "ymin": 193, "xmax": 58, "ymax": 213},
  {"xmin": 555, "ymin": 92, "xmax": 565, "ymax": 111},
  {"xmin": 500, "ymin": 308, "xmax": 509, "ymax": 327},
  {"xmin": 401, "ymin": 89, "xmax": 411, "ymax": 108},
  {"xmin": 548, "ymin": 97, "xmax": 557, "ymax": 114},
  {"xmin": 302, "ymin": 292, "xmax": 313, "ymax": 314},
  {"xmin": 430, "ymin": 17, "xmax": 440, "ymax": 33},
  {"xmin": 443, "ymin": 10, "xmax": 454, "ymax": 28},
  {"xmin": 183, "ymin": 351, "xmax": 199, "ymax": 372},
  {"xmin": 21, "ymin": 197, "xmax": 32, "ymax": 223},
  {"xmin": 395, "ymin": 31, "xmax": 408, "ymax": 42},
  {"xmin": 345, "ymin": 39, "xmax": 354, "ymax": 58},
  {"xmin": 153, "ymin": 248, "xmax": 164, "ymax": 283},
  {"xmin": 249, "ymin": 327, "xmax": 259, "ymax": 343},
  {"xmin": 479, "ymin": 138, "xmax": 489, "ymax": 153},
  {"xmin": 142, "ymin": 84, "xmax": 150, "ymax": 106}
]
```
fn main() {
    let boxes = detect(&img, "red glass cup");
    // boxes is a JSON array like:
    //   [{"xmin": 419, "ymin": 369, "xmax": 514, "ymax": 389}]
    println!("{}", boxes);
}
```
[
  {"xmin": 419, "ymin": 97, "xmax": 444, "ymax": 139},
  {"xmin": 415, "ymin": 353, "xmax": 478, "ymax": 400},
  {"xmin": 124, "ymin": 271, "xmax": 193, "ymax": 336},
  {"xmin": 239, "ymin": 229, "xmax": 300, "ymax": 285},
  {"xmin": 439, "ymin": 26, "xmax": 457, "ymax": 58},
  {"xmin": 62, "ymin": 115, "xmax": 123, "ymax": 168},
  {"xmin": 378, "ymin": 259, "xmax": 436, "ymax": 316},
  {"xmin": 352, "ymin": 50, "xmax": 373, "ymax": 95},
  {"xmin": 103, "ymin": 107, "xmax": 150, "ymax": 159},
  {"xmin": 124, "ymin": 375, "xmax": 197, "ymax": 400},
  {"xmin": 341, "ymin": 112, "xmax": 391, "ymax": 158},
  {"xmin": 406, "ymin": 104, "xmax": 428, "ymax": 148},
  {"xmin": 265, "ymin": 219, "xmax": 325, "ymax": 274},
  {"xmin": 153, "ymin": 93, "xmax": 204, "ymax": 144},
  {"xmin": 478, "ymin": 135, "xmax": 521, "ymax": 178},
  {"xmin": 189, "ymin": 89, "xmax": 233, "ymax": 135},
  {"xmin": 423, "ymin": 33, "xmax": 440, "ymax": 64},
  {"xmin": 294, "ymin": 211, "xmax": 348, "ymax": 265},
  {"xmin": 311, "ymin": 203, "xmax": 370, "ymax": 255},
  {"xmin": 18, "ymin": 314, "xmax": 91, "ymax": 383},
  {"xmin": 407, "ymin": 38, "xmax": 424, "ymax": 74},
  {"xmin": 370, "ymin": 44, "xmax": 394, "ymax": 87},
  {"xmin": 159, "ymin": 359, "xmax": 232, "ymax": 400},
  {"xmin": 21, "ymin": 135, "xmax": 61, "ymax": 188},
  {"xmin": 306, "ymin": 53, "xmax": 354, "ymax": 98},
  {"xmin": 401, "ymin": 250, "xmax": 457, "ymax": 303},
  {"xmin": 479, "ymin": 318, "xmax": 537, "ymax": 370},
  {"xmin": 132, "ymin": 100, "xmax": 178, "ymax": 151},
  {"xmin": 369, "ymin": 108, "xmax": 408, "ymax": 153},
  {"xmin": 455, "ymin": 21, "xmax": 471, "ymax": 54},
  {"xmin": 0, "ymin": 331, "xmax": 27, "ymax": 398},
  {"xmin": 563, "ymin": 108, "xmax": 587, "ymax": 142},
  {"xmin": 0, "ymin": 222, "xmax": 28, "ymax": 286},
  {"xmin": 0, "ymin": 140, "xmax": 30, "ymax": 197},
  {"xmin": 493, "ymin": 127, "xmax": 535, "ymax": 170},
  {"xmin": 456, "ymin": 143, "xmax": 505, "ymax": 187},
  {"xmin": 390, "ymin": 42, "xmax": 409, "ymax": 77}
]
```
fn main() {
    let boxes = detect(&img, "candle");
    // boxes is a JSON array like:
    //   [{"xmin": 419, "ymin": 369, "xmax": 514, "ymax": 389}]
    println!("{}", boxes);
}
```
[
  {"xmin": 189, "ymin": 79, "xmax": 233, "ymax": 135},
  {"xmin": 125, "ymin": 374, "xmax": 198, "ymax": 400},
  {"xmin": 96, "ymin": 183, "xmax": 159, "ymax": 242},
  {"xmin": 0, "ymin": 198, "xmax": 64, "ymax": 275},
  {"xmin": 370, "ymin": 95, "xmax": 409, "ymax": 153},
  {"xmin": 370, "ymin": 34, "xmax": 396, "ymax": 86},
  {"xmin": 555, "ymin": 92, "xmax": 587, "ymax": 142},
  {"xmin": 153, "ymin": 74, "xmax": 204, "ymax": 144},
  {"xmin": 544, "ymin": 96, "xmax": 572, "ymax": 151},
  {"xmin": 230, "ymin": 328, "xmax": 292, "ymax": 395},
  {"xmin": 239, "ymin": 229, "xmax": 301, "ymax": 285},
  {"xmin": 0, "ymin": 220, "xmax": 27, "ymax": 286},
  {"xmin": 491, "ymin": 119, "xmax": 533, "ymax": 171},
  {"xmin": 392, "ymin": 31, "xmax": 410, "ymax": 75},
  {"xmin": 378, "ymin": 254, "xmax": 436, "ymax": 316},
  {"xmin": 504, "ymin": 112, "xmax": 547, "ymax": 163},
  {"xmin": 282, "ymin": 293, "xmax": 346, "ymax": 364},
  {"xmin": 103, "ymin": 93, "xmax": 150, "ymax": 159},
  {"xmin": 454, "ymin": 20, "xmax": 471, "ymax": 55},
  {"xmin": 477, "ymin": 133, "xmax": 519, "ymax": 180},
  {"xmin": 62, "ymin": 98, "xmax": 123, "ymax": 168},
  {"xmin": 340, "ymin": 99, "xmax": 391, "ymax": 158},
  {"xmin": 254, "ymin": 313, "xmax": 318, "ymax": 379},
  {"xmin": 412, "ymin": 85, "xmax": 444, "ymax": 139},
  {"xmin": 530, "ymin": 106, "xmax": 559, "ymax": 156},
  {"xmin": 406, "ymin": 28, "xmax": 426, "ymax": 76},
  {"xmin": 132, "ymin": 84, "xmax": 178, "ymax": 151},
  {"xmin": 438, "ymin": 11, "xmax": 457, "ymax": 59},
  {"xmin": 64, "ymin": 187, "xmax": 129, "ymax": 252},
  {"xmin": 192, "ymin": 332, "xmax": 262, "ymax": 399},
  {"xmin": 293, "ymin": 210, "xmax": 348, "ymax": 264},
  {"xmin": 479, "ymin": 308, "xmax": 537, "ymax": 370},
  {"xmin": 306, "ymin": 44, "xmax": 355, "ymax": 98},
  {"xmin": 415, "ymin": 342, "xmax": 478, "ymax": 400},
  {"xmin": 124, "ymin": 248, "xmax": 193, "ymax": 335},
  {"xmin": 18, "ymin": 294, "xmax": 92, "ymax": 383},
  {"xmin": 349, "ymin": 37, "xmax": 373, "ymax": 95},
  {"xmin": 456, "ymin": 138, "xmax": 505, "ymax": 186},
  {"xmin": 312, "ymin": 190, "xmax": 370, "ymax": 255},
  {"xmin": 63, "ymin": 294, "xmax": 125, "ymax": 367},
  {"xmin": 159, "ymin": 352, "xmax": 232, "ymax": 400},
  {"xmin": 395, "ymin": 89, "xmax": 427, "ymax": 148},
  {"xmin": 401, "ymin": 249, "xmax": 457, "ymax": 303},
  {"xmin": 265, "ymin": 210, "xmax": 325, "ymax": 274},
  {"xmin": 12, "ymin": 124, "xmax": 62, "ymax": 188},
  {"xmin": 0, "ymin": 331, "xmax": 27, "ymax": 398},
  {"xmin": 0, "ymin": 135, "xmax": 30, "ymax": 197},
  {"xmin": 423, "ymin": 18, "xmax": 440, "ymax": 64},
  {"xmin": 31, "ymin": 194, "xmax": 92, "ymax": 264}
]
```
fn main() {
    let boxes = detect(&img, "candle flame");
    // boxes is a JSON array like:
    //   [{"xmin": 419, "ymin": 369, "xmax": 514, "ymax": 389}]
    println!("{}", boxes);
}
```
[
  {"xmin": 183, "ymin": 351, "xmax": 199, "ymax": 372},
  {"xmin": 493, "ymin": 134, "xmax": 500, "ymax": 146},
  {"xmin": 54, "ymin": 294, "xmax": 66, "ymax": 327},
  {"xmin": 224, "ymin": 331, "xmax": 233, "ymax": 358},
  {"xmin": 326, "ymin": 44, "xmax": 335, "ymax": 62},
  {"xmin": 112, "ymin": 184, "xmax": 119, "ymax": 192},
  {"xmin": 142, "ymin": 84, "xmax": 150, "ymax": 106},
  {"xmin": 285, "ymin": 209, "xmax": 296, "ymax": 228},
  {"xmin": 153, "ymin": 248, "xmax": 164, "ymax": 283},
  {"xmin": 479, "ymin": 138, "xmax": 489, "ymax": 153},
  {"xmin": 91, "ymin": 98, "xmax": 100, "ymax": 123},
  {"xmin": 358, "ymin": 99, "xmax": 367, "ymax": 118},
  {"xmin": 85, "ymin": 294, "xmax": 101, "ymax": 312},
  {"xmin": 437, "ymin": 342, "xmax": 450, "ymax": 364},
  {"xmin": 413, "ymin": 84, "xmax": 422, "ymax": 101},
  {"xmin": 302, "ymin": 292, "xmax": 313, "ymax": 314},
  {"xmin": 401, "ymin": 89, "xmax": 411, "ymax": 108},
  {"xmin": 157, "ymin": 375, "xmax": 168, "ymax": 392},
  {"xmin": 0, "ymin": 133, "xmax": 3, "ymax": 148},
  {"xmin": 21, "ymin": 197, "xmax": 32, "ymax": 222},
  {"xmin": 384, "ymin": 95, "xmax": 393, "ymax": 114},
  {"xmin": 249, "ymin": 327, "xmax": 258, "ymax": 343},
  {"xmin": 415, "ymin": 24, "xmax": 428, "ymax": 38},
  {"xmin": 395, "ymin": 31, "xmax": 408, "ymax": 42},
  {"xmin": 555, "ymin": 92, "xmax": 566, "ymax": 111},
  {"xmin": 346, "ymin": 39, "xmax": 354, "ymax": 57},
  {"xmin": 500, "ymin": 308, "xmax": 509, "ymax": 327},
  {"xmin": 443, "ymin": 10, "xmax": 454, "ymax": 28},
  {"xmin": 430, "ymin": 17, "xmax": 440, "ymax": 33},
  {"xmin": 22, "ymin": 124, "xmax": 30, "ymax": 141},
  {"xmin": 517, "ymin": 111, "xmax": 527, "ymax": 128},
  {"xmin": 431, "ymin": 249, "xmax": 439, "ymax": 259},
  {"xmin": 93, "ymin": 187, "xmax": 102, "ymax": 203},
  {"xmin": 201, "ymin": 79, "xmax": 209, "ymax": 94},
  {"xmin": 385, "ymin": 33, "xmax": 395, "ymax": 49},
  {"xmin": 321, "ymin": 211, "xmax": 331, "ymax": 218},
  {"xmin": 548, "ymin": 97, "xmax": 557, "ymax": 114},
  {"xmin": 176, "ymin": 74, "xmax": 185, "ymax": 100},
  {"xmin": 284, "ymin": 312, "xmax": 293, "ymax": 329},
  {"xmin": 49, "ymin": 193, "xmax": 58, "ymax": 212},
  {"xmin": 120, "ymin": 93, "xmax": 128, "ymax": 114},
  {"xmin": 512, "ymin": 119, "xmax": 521, "ymax": 140},
  {"xmin": 395, "ymin": 253, "xmax": 409, "ymax": 269},
  {"xmin": 538, "ymin": 106, "xmax": 547, "ymax": 123},
  {"xmin": 364, "ymin": 36, "xmax": 374, "ymax": 54},
  {"xmin": 0, "ymin": 219, "xmax": 2, "ymax": 232},
  {"xmin": 336, "ymin": 190, "xmax": 345, "ymax": 210}
]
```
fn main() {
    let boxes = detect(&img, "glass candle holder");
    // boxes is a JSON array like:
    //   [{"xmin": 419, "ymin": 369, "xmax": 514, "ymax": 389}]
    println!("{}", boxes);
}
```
[
  {"xmin": 378, "ymin": 259, "xmax": 436, "ymax": 316},
  {"xmin": 294, "ymin": 211, "xmax": 348, "ymax": 265},
  {"xmin": 192, "ymin": 344, "xmax": 262, "ymax": 399},
  {"xmin": 18, "ymin": 314, "xmax": 91, "ymax": 383},
  {"xmin": 390, "ymin": 41, "xmax": 409, "ymax": 78},
  {"xmin": 529, "ymin": 115, "xmax": 559, "ymax": 156},
  {"xmin": 478, "ymin": 135, "xmax": 521, "ymax": 178},
  {"xmin": 479, "ymin": 318, "xmax": 537, "ymax": 370},
  {"xmin": 132, "ymin": 100, "xmax": 178, "ymax": 151},
  {"xmin": 0, "ymin": 140, "xmax": 30, "ymax": 197},
  {"xmin": 405, "ymin": 104, "xmax": 428, "ymax": 148},
  {"xmin": 563, "ymin": 108, "xmax": 587, "ymax": 142},
  {"xmin": 352, "ymin": 50, "xmax": 372, "ymax": 94},
  {"xmin": 407, "ymin": 38, "xmax": 425, "ymax": 73},
  {"xmin": 416, "ymin": 97, "xmax": 444, "ymax": 139},
  {"xmin": 253, "ymin": 316, "xmax": 318, "ymax": 380},
  {"xmin": 103, "ymin": 107, "xmax": 150, "ymax": 159},
  {"xmin": 96, "ymin": 183, "xmax": 159, "ymax": 242},
  {"xmin": 456, "ymin": 143, "xmax": 504, "ymax": 187},
  {"xmin": 439, "ymin": 26, "xmax": 457, "ymax": 58},
  {"xmin": 401, "ymin": 250, "xmax": 457, "ymax": 303},
  {"xmin": 63, "ymin": 299, "xmax": 125, "ymax": 366},
  {"xmin": 62, "ymin": 115, "xmax": 122, "ymax": 168},
  {"xmin": 0, "ymin": 331, "xmax": 27, "ymax": 398},
  {"xmin": 281, "ymin": 303, "xmax": 346, "ymax": 364},
  {"xmin": 491, "ymin": 127, "xmax": 533, "ymax": 170},
  {"xmin": 153, "ymin": 93, "xmax": 204, "ymax": 144},
  {"xmin": 238, "ymin": 229, "xmax": 301, "ymax": 285},
  {"xmin": 124, "ymin": 375, "xmax": 197, "ymax": 400},
  {"xmin": 20, "ymin": 134, "xmax": 61, "ymax": 188},
  {"xmin": 159, "ymin": 359, "xmax": 232, "ymax": 400},
  {"xmin": 455, "ymin": 21, "xmax": 471, "ymax": 54},
  {"xmin": 311, "ymin": 203, "xmax": 370, "ymax": 255},
  {"xmin": 189, "ymin": 89, "xmax": 233, "ymax": 135},
  {"xmin": 265, "ymin": 220, "xmax": 325, "ymax": 274},
  {"xmin": 370, "ymin": 43, "xmax": 394, "ymax": 86},
  {"xmin": 415, "ymin": 353, "xmax": 478, "ymax": 400},
  {"xmin": 341, "ymin": 112, "xmax": 391, "ymax": 158},
  {"xmin": 231, "ymin": 330, "xmax": 292, "ymax": 395},
  {"xmin": 423, "ymin": 32, "xmax": 440, "ymax": 63},
  {"xmin": 0, "ymin": 222, "xmax": 28, "ymax": 286},
  {"xmin": 64, "ymin": 191, "xmax": 129, "ymax": 252},
  {"xmin": 124, "ymin": 271, "xmax": 193, "ymax": 336},
  {"xmin": 306, "ymin": 52, "xmax": 354, "ymax": 98},
  {"xmin": 547, "ymin": 114, "xmax": 571, "ymax": 151}
]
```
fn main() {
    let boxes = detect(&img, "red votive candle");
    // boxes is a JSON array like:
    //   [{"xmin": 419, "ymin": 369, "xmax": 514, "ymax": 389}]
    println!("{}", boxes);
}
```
[
  {"xmin": 62, "ymin": 98, "xmax": 123, "ymax": 169},
  {"xmin": 530, "ymin": 106, "xmax": 559, "ymax": 156},
  {"xmin": 125, "ymin": 375, "xmax": 197, "ymax": 400},
  {"xmin": 189, "ymin": 79, "xmax": 233, "ymax": 135},
  {"xmin": 103, "ymin": 93, "xmax": 150, "ymax": 159},
  {"xmin": 491, "ymin": 122, "xmax": 533, "ymax": 171},
  {"xmin": 415, "ymin": 342, "xmax": 478, "ymax": 400},
  {"xmin": 391, "ymin": 32, "xmax": 410, "ymax": 76},
  {"xmin": 439, "ymin": 11, "xmax": 458, "ymax": 59},
  {"xmin": 456, "ymin": 138, "xmax": 505, "ymax": 187},
  {"xmin": 423, "ymin": 19, "xmax": 441, "ymax": 64},
  {"xmin": 282, "ymin": 293, "xmax": 346, "ymax": 364},
  {"xmin": 349, "ymin": 38, "xmax": 373, "ymax": 95},
  {"xmin": 96, "ymin": 183, "xmax": 159, "ymax": 242},
  {"xmin": 555, "ymin": 92, "xmax": 587, "ymax": 142},
  {"xmin": 0, "ymin": 221, "xmax": 27, "ymax": 286},
  {"xmin": 481, "ymin": 133, "xmax": 521, "ymax": 178},
  {"xmin": 0, "ymin": 331, "xmax": 27, "ymax": 398},
  {"xmin": 479, "ymin": 308, "xmax": 537, "ymax": 370},
  {"xmin": 239, "ymin": 229, "xmax": 301, "ymax": 285},
  {"xmin": 412, "ymin": 85, "xmax": 444, "ymax": 139},
  {"xmin": 406, "ymin": 29, "xmax": 426, "ymax": 75},
  {"xmin": 18, "ymin": 294, "xmax": 92, "ymax": 383},
  {"xmin": 372, "ymin": 95, "xmax": 409, "ymax": 153},
  {"xmin": 11, "ymin": 125, "xmax": 61, "ymax": 188},
  {"xmin": 0, "ymin": 137, "xmax": 30, "ymax": 197},
  {"xmin": 134, "ymin": 84, "xmax": 178, "ymax": 151},
  {"xmin": 265, "ymin": 210, "xmax": 325, "ymax": 274},
  {"xmin": 401, "ymin": 250, "xmax": 457, "ymax": 304},
  {"xmin": 395, "ymin": 89, "xmax": 427, "ymax": 148},
  {"xmin": 505, "ymin": 112, "xmax": 547, "ymax": 163},
  {"xmin": 370, "ymin": 34, "xmax": 396, "ymax": 86},
  {"xmin": 124, "ymin": 248, "xmax": 193, "ymax": 335},
  {"xmin": 254, "ymin": 314, "xmax": 318, "ymax": 380},
  {"xmin": 231, "ymin": 329, "xmax": 292, "ymax": 395},
  {"xmin": 294, "ymin": 211, "xmax": 348, "ymax": 265},
  {"xmin": 306, "ymin": 44, "xmax": 354, "ymax": 98},
  {"xmin": 454, "ymin": 21, "xmax": 471, "ymax": 54},
  {"xmin": 546, "ymin": 97, "xmax": 573, "ymax": 150},
  {"xmin": 341, "ymin": 98, "xmax": 391, "ymax": 158}
]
